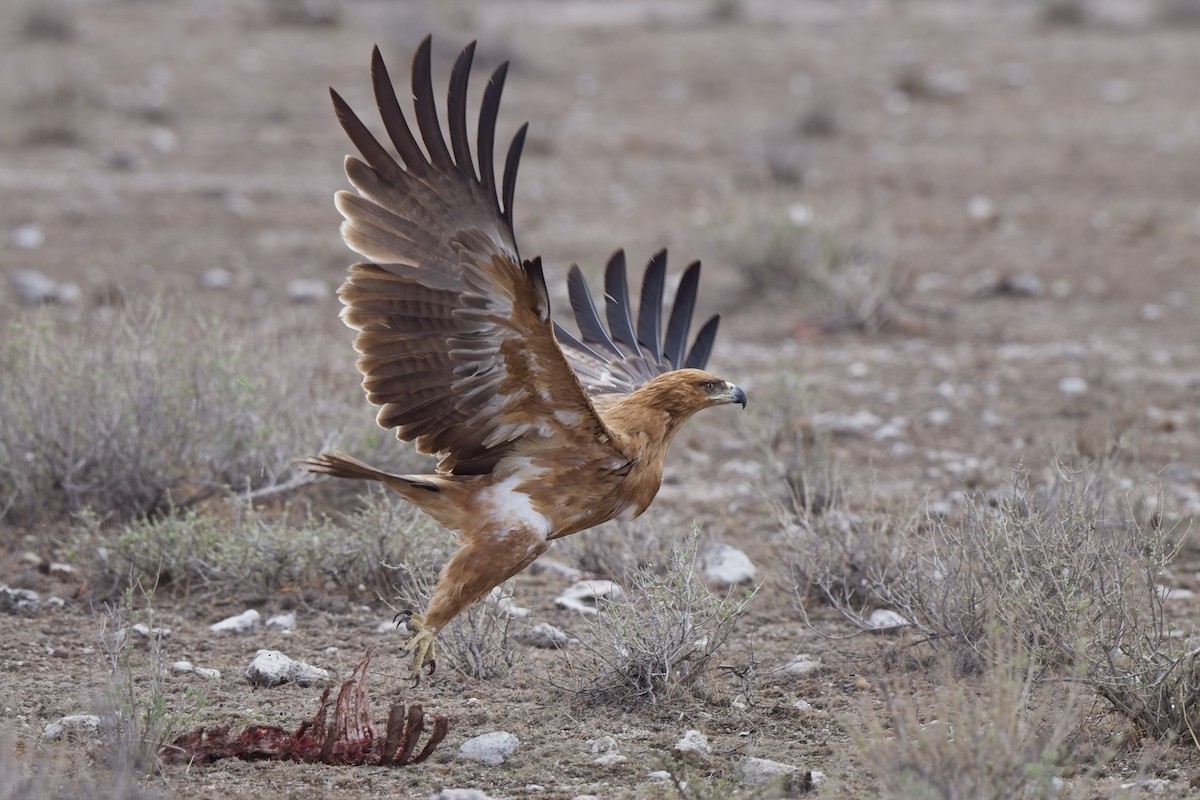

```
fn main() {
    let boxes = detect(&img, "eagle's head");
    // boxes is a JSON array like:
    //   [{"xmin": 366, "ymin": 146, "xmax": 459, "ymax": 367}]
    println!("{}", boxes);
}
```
[{"xmin": 638, "ymin": 368, "xmax": 747, "ymax": 421}]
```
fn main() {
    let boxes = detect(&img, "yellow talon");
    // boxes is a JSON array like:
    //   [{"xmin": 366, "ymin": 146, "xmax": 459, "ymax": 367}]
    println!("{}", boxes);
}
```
[{"xmin": 401, "ymin": 614, "xmax": 438, "ymax": 684}]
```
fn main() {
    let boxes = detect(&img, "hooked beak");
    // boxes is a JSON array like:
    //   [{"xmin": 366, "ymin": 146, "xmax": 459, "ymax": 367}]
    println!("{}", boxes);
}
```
[{"xmin": 726, "ymin": 383, "xmax": 747, "ymax": 409}]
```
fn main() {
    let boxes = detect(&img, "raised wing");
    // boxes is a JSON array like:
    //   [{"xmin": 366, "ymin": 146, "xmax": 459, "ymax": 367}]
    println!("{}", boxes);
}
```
[
  {"xmin": 553, "ymin": 249, "xmax": 721, "ymax": 398},
  {"xmin": 332, "ymin": 38, "xmax": 622, "ymax": 475}
]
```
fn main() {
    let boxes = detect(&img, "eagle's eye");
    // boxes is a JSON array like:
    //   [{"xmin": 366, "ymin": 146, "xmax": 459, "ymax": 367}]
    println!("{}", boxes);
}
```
[{"xmin": 701, "ymin": 379, "xmax": 721, "ymax": 393}]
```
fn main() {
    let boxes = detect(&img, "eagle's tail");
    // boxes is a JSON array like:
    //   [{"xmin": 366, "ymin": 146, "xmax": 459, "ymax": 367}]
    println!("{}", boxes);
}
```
[{"xmin": 302, "ymin": 451, "xmax": 440, "ymax": 493}]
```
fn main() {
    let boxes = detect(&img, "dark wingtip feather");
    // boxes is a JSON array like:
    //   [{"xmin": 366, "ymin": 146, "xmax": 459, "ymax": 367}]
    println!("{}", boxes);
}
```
[
  {"xmin": 684, "ymin": 314, "xmax": 720, "ymax": 369},
  {"xmin": 603, "ymin": 250, "xmax": 641, "ymax": 356},
  {"xmin": 637, "ymin": 249, "xmax": 667, "ymax": 363},
  {"xmin": 477, "ymin": 61, "xmax": 510, "ymax": 208},
  {"xmin": 411, "ymin": 35, "xmax": 453, "ymax": 169},
  {"xmin": 567, "ymin": 264, "xmax": 620, "ymax": 356},
  {"xmin": 369, "ymin": 46, "xmax": 427, "ymax": 174},
  {"xmin": 447, "ymin": 41, "xmax": 478, "ymax": 179},
  {"xmin": 501, "ymin": 122, "xmax": 528, "ymax": 231},
  {"xmin": 330, "ymin": 87, "xmax": 404, "ymax": 183},
  {"xmin": 663, "ymin": 260, "xmax": 700, "ymax": 369}
]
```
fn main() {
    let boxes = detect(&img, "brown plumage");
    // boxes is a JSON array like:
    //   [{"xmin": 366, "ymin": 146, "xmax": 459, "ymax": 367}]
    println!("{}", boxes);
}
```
[{"xmin": 305, "ymin": 36, "xmax": 746, "ymax": 680}]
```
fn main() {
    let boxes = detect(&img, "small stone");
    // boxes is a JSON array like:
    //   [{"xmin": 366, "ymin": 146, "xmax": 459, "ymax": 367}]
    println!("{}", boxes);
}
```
[
  {"xmin": 12, "ymin": 223, "xmax": 45, "ymax": 250},
  {"xmin": 782, "ymin": 654, "xmax": 821, "ymax": 675},
  {"xmin": 11, "ymin": 270, "xmax": 79, "ymax": 306},
  {"xmin": 0, "ymin": 585, "xmax": 41, "ymax": 614},
  {"xmin": 210, "ymin": 609, "xmax": 261, "ymax": 633},
  {"xmin": 1156, "ymin": 586, "xmax": 1196, "ymax": 602},
  {"xmin": 42, "ymin": 714, "xmax": 101, "ymax": 741},
  {"xmin": 1057, "ymin": 376, "xmax": 1088, "ymax": 396},
  {"xmin": 458, "ymin": 731, "xmax": 519, "ymax": 766},
  {"xmin": 518, "ymin": 623, "xmax": 570, "ymax": 649},
  {"xmin": 647, "ymin": 770, "xmax": 672, "ymax": 781},
  {"xmin": 555, "ymin": 580, "xmax": 623, "ymax": 615},
  {"xmin": 200, "ymin": 268, "xmax": 233, "ymax": 290},
  {"xmin": 193, "ymin": 667, "xmax": 222, "ymax": 681},
  {"xmin": 287, "ymin": 278, "xmax": 330, "ymax": 303},
  {"xmin": 376, "ymin": 620, "xmax": 400, "ymax": 635},
  {"xmin": 46, "ymin": 562, "xmax": 76, "ymax": 579},
  {"xmin": 1141, "ymin": 303, "xmax": 1164, "ymax": 321},
  {"xmin": 793, "ymin": 699, "xmax": 814, "ymax": 711},
  {"xmin": 245, "ymin": 649, "xmax": 330, "ymax": 687},
  {"xmin": 701, "ymin": 544, "xmax": 756, "ymax": 586},
  {"xmin": 967, "ymin": 195, "xmax": 997, "ymax": 225},
  {"xmin": 867, "ymin": 609, "xmax": 910, "ymax": 631},
  {"xmin": 672, "ymin": 729, "xmax": 711, "ymax": 765},
  {"xmin": 586, "ymin": 736, "xmax": 618, "ymax": 754},
  {"xmin": 593, "ymin": 753, "xmax": 627, "ymax": 766},
  {"xmin": 172, "ymin": 661, "xmax": 194, "ymax": 673},
  {"xmin": 997, "ymin": 273, "xmax": 1042, "ymax": 297},
  {"xmin": 430, "ymin": 791, "xmax": 495, "ymax": 800},
  {"xmin": 528, "ymin": 557, "xmax": 583, "ymax": 580},
  {"xmin": 740, "ymin": 756, "xmax": 799, "ymax": 785},
  {"xmin": 489, "ymin": 586, "xmax": 530, "ymax": 618},
  {"xmin": 266, "ymin": 611, "xmax": 296, "ymax": 631}
]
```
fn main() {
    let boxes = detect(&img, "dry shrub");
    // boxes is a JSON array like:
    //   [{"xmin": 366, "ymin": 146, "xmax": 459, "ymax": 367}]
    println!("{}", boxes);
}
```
[
  {"xmin": 0, "ymin": 726, "xmax": 155, "ymax": 800},
  {"xmin": 859, "ymin": 640, "xmax": 1079, "ymax": 800},
  {"xmin": 554, "ymin": 526, "xmax": 755, "ymax": 705},
  {"xmin": 0, "ymin": 307, "xmax": 347, "ymax": 524}
]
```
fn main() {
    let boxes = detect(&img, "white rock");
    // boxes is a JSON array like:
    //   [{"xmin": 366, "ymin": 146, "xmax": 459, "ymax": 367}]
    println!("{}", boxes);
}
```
[
  {"xmin": 593, "ymin": 753, "xmax": 627, "ymax": 766},
  {"xmin": 647, "ymin": 770, "xmax": 672, "ymax": 781},
  {"xmin": 672, "ymin": 729, "xmax": 711, "ymax": 765},
  {"xmin": 210, "ymin": 609, "xmax": 261, "ymax": 633},
  {"xmin": 200, "ymin": 268, "xmax": 233, "ymax": 290},
  {"xmin": 782, "ymin": 654, "xmax": 821, "ymax": 675},
  {"xmin": 586, "ymin": 736, "xmax": 618, "ymax": 754},
  {"xmin": 1155, "ymin": 585, "xmax": 1196, "ymax": 602},
  {"xmin": 1058, "ymin": 376, "xmax": 1088, "ymax": 396},
  {"xmin": 555, "ymin": 580, "xmax": 623, "ymax": 615},
  {"xmin": 245, "ymin": 649, "xmax": 330, "ymax": 687},
  {"xmin": 266, "ymin": 611, "xmax": 296, "ymax": 631},
  {"xmin": 793, "ymin": 699, "xmax": 814, "ymax": 711},
  {"xmin": 12, "ymin": 223, "xmax": 45, "ymax": 250},
  {"xmin": 529, "ymin": 557, "xmax": 583, "ymax": 580},
  {"xmin": 518, "ymin": 622, "xmax": 570, "ymax": 649},
  {"xmin": 740, "ymin": 756, "xmax": 799, "ymax": 785},
  {"xmin": 430, "ymin": 791, "xmax": 494, "ymax": 800},
  {"xmin": 287, "ymin": 278, "xmax": 330, "ymax": 303},
  {"xmin": 701, "ymin": 543, "xmax": 756, "ymax": 586},
  {"xmin": 0, "ymin": 585, "xmax": 40, "ymax": 614},
  {"xmin": 867, "ymin": 609, "xmax": 910, "ymax": 631},
  {"xmin": 193, "ymin": 667, "xmax": 221, "ymax": 681},
  {"xmin": 967, "ymin": 195, "xmax": 997, "ymax": 224},
  {"xmin": 489, "ymin": 586, "xmax": 530, "ymax": 618},
  {"xmin": 1120, "ymin": 779, "xmax": 1169, "ymax": 794},
  {"xmin": 42, "ymin": 714, "xmax": 101, "ymax": 740},
  {"xmin": 10, "ymin": 270, "xmax": 79, "ymax": 306},
  {"xmin": 458, "ymin": 731, "xmax": 519, "ymax": 766},
  {"xmin": 376, "ymin": 620, "xmax": 401, "ymax": 634},
  {"xmin": 172, "ymin": 661, "xmax": 194, "ymax": 673},
  {"xmin": 811, "ymin": 410, "xmax": 882, "ymax": 436}
]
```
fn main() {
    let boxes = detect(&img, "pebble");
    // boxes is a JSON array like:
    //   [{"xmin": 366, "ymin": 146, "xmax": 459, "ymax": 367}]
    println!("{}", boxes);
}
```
[
  {"xmin": 529, "ymin": 557, "xmax": 583, "ymax": 580},
  {"xmin": 672, "ymin": 729, "xmax": 711, "ymax": 765},
  {"xmin": 173, "ymin": 661, "xmax": 221, "ymax": 681},
  {"xmin": 286, "ymin": 278, "xmax": 330, "ymax": 303},
  {"xmin": 1057, "ymin": 376, "xmax": 1088, "ymax": 396},
  {"xmin": 210, "ymin": 609, "xmax": 261, "ymax": 633},
  {"xmin": 967, "ymin": 195, "xmax": 997, "ymax": 225},
  {"xmin": 10, "ymin": 270, "xmax": 81, "ymax": 305},
  {"xmin": 866, "ymin": 609, "xmax": 910, "ymax": 631},
  {"xmin": 244, "ymin": 649, "xmax": 330, "ymax": 687},
  {"xmin": 42, "ymin": 714, "xmax": 102, "ymax": 741},
  {"xmin": 117, "ymin": 622, "xmax": 172, "ymax": 644},
  {"xmin": 782, "ymin": 654, "xmax": 821, "ymax": 675},
  {"xmin": 429, "ymin": 791, "xmax": 494, "ymax": 800},
  {"xmin": 593, "ymin": 753, "xmax": 627, "ymax": 766},
  {"xmin": 555, "ymin": 580, "xmax": 623, "ymax": 615},
  {"xmin": 489, "ymin": 586, "xmax": 530, "ymax": 618},
  {"xmin": 458, "ymin": 731, "xmax": 519, "ymax": 766},
  {"xmin": 0, "ymin": 585, "xmax": 41, "ymax": 615},
  {"xmin": 793, "ymin": 699, "xmax": 814, "ymax": 712},
  {"xmin": 200, "ymin": 267, "xmax": 233, "ymax": 290},
  {"xmin": 740, "ymin": 756, "xmax": 800, "ymax": 785},
  {"xmin": 12, "ymin": 223, "xmax": 45, "ymax": 250},
  {"xmin": 811, "ymin": 410, "xmax": 882, "ymax": 436},
  {"xmin": 518, "ymin": 622, "xmax": 571, "ymax": 649},
  {"xmin": 700, "ymin": 543, "xmax": 756, "ymax": 586},
  {"xmin": 266, "ymin": 612, "xmax": 296, "ymax": 631}
]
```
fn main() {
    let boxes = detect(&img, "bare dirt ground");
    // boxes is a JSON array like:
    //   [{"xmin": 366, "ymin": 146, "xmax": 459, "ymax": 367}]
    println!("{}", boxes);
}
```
[{"xmin": 4, "ymin": 0, "xmax": 1200, "ymax": 797}]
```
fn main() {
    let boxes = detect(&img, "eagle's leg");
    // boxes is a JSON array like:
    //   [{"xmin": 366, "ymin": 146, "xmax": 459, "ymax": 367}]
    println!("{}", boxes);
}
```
[{"xmin": 406, "ymin": 524, "xmax": 550, "ymax": 680}]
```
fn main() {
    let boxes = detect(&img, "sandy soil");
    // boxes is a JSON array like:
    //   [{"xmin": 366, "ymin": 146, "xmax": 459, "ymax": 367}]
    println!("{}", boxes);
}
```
[{"xmin": 4, "ymin": 0, "xmax": 1200, "ymax": 797}]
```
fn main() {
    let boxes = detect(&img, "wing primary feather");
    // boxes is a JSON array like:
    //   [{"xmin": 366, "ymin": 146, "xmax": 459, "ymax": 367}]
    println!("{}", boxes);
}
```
[
  {"xmin": 477, "ymin": 61, "xmax": 509, "ymax": 209},
  {"xmin": 501, "ymin": 122, "xmax": 528, "ymax": 233},
  {"xmin": 603, "ymin": 250, "xmax": 641, "ymax": 356},
  {"xmin": 567, "ymin": 265, "xmax": 620, "ymax": 355},
  {"xmin": 637, "ymin": 249, "xmax": 666, "ymax": 363},
  {"xmin": 553, "ymin": 321, "xmax": 611, "ymax": 363},
  {"xmin": 447, "ymin": 41, "xmax": 477, "ymax": 179},
  {"xmin": 684, "ymin": 314, "xmax": 720, "ymax": 369},
  {"xmin": 523, "ymin": 257, "xmax": 550, "ymax": 320},
  {"xmin": 369, "ymin": 46, "xmax": 427, "ymax": 175},
  {"xmin": 411, "ymin": 35, "xmax": 453, "ymax": 169},
  {"xmin": 330, "ymin": 88, "xmax": 405, "ymax": 183},
  {"xmin": 663, "ymin": 260, "xmax": 700, "ymax": 369}
]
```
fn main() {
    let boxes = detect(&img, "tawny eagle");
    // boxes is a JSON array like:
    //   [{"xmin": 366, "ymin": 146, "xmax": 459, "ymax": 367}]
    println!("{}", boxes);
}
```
[{"xmin": 305, "ymin": 36, "xmax": 745, "ymax": 680}]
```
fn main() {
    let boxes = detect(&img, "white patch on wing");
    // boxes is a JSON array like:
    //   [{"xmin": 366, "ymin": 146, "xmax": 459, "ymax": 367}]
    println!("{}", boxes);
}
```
[
  {"xmin": 554, "ymin": 409, "xmax": 582, "ymax": 428},
  {"xmin": 480, "ymin": 475, "xmax": 552, "ymax": 540}
]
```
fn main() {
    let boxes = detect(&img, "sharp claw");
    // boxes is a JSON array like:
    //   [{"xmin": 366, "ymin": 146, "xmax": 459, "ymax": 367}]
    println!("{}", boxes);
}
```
[
  {"xmin": 393, "ymin": 609, "xmax": 413, "ymax": 628},
  {"xmin": 426, "ymin": 658, "xmax": 436, "ymax": 677}
]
